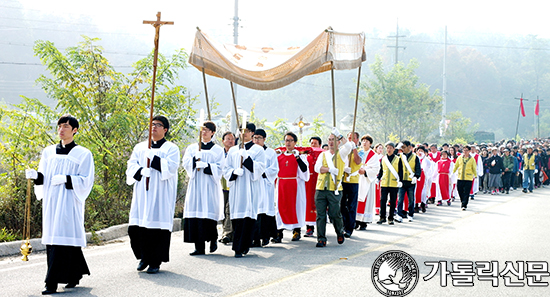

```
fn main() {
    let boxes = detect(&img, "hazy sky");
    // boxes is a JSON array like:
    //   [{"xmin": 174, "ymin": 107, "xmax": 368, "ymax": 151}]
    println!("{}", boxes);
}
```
[{"xmin": 9, "ymin": 0, "xmax": 550, "ymax": 52}]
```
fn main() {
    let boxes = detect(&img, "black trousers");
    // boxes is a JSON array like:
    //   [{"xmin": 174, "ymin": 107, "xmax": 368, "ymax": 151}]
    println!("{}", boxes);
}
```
[
  {"xmin": 252, "ymin": 213, "xmax": 278, "ymax": 242},
  {"xmin": 45, "ymin": 245, "xmax": 90, "ymax": 286},
  {"xmin": 380, "ymin": 187, "xmax": 399, "ymax": 221},
  {"xmin": 341, "ymin": 182, "xmax": 359, "ymax": 234},
  {"xmin": 502, "ymin": 172, "xmax": 513, "ymax": 190},
  {"xmin": 184, "ymin": 217, "xmax": 218, "ymax": 252},
  {"xmin": 231, "ymin": 217, "xmax": 256, "ymax": 254},
  {"xmin": 457, "ymin": 180, "xmax": 473, "ymax": 208},
  {"xmin": 128, "ymin": 225, "xmax": 171, "ymax": 268}
]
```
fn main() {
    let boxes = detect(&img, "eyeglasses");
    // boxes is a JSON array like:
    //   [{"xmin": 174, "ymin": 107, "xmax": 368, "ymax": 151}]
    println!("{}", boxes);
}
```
[{"xmin": 152, "ymin": 123, "xmax": 164, "ymax": 128}]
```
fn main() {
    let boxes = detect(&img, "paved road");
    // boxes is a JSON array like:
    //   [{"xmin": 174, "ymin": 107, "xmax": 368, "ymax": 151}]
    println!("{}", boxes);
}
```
[{"xmin": 2, "ymin": 187, "xmax": 549, "ymax": 296}]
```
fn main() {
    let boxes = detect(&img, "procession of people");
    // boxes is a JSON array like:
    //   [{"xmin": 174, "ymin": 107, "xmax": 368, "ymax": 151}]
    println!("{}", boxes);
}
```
[{"xmin": 25, "ymin": 114, "xmax": 550, "ymax": 294}]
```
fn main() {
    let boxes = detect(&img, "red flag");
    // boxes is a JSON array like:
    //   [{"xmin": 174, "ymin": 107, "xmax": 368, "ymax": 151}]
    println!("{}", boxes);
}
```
[
  {"xmin": 535, "ymin": 99, "xmax": 540, "ymax": 116},
  {"xmin": 520, "ymin": 98, "xmax": 526, "ymax": 117}
]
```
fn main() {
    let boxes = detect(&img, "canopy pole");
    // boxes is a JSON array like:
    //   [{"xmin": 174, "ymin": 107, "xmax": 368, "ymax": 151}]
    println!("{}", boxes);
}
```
[
  {"xmin": 331, "ymin": 62, "xmax": 336, "ymax": 127},
  {"xmin": 201, "ymin": 68, "xmax": 212, "ymax": 120},
  {"xmin": 230, "ymin": 82, "xmax": 244, "ymax": 150},
  {"xmin": 351, "ymin": 66, "xmax": 362, "ymax": 136}
]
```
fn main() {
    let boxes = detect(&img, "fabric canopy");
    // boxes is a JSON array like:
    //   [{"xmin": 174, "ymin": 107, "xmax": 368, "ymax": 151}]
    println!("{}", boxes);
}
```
[{"xmin": 189, "ymin": 28, "xmax": 366, "ymax": 91}]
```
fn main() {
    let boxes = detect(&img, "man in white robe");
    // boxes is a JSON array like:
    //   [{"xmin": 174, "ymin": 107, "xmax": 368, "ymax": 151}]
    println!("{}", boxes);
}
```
[
  {"xmin": 355, "ymin": 134, "xmax": 380, "ymax": 230},
  {"xmin": 181, "ymin": 121, "xmax": 224, "ymax": 255},
  {"xmin": 469, "ymin": 146, "xmax": 484, "ymax": 199},
  {"xmin": 126, "ymin": 115, "xmax": 180, "ymax": 274},
  {"xmin": 223, "ymin": 122, "xmax": 266, "ymax": 258},
  {"xmin": 274, "ymin": 132, "xmax": 309, "ymax": 242},
  {"xmin": 26, "ymin": 115, "xmax": 94, "ymax": 295},
  {"xmin": 415, "ymin": 146, "xmax": 432, "ymax": 213},
  {"xmin": 251, "ymin": 129, "xmax": 279, "ymax": 247}
]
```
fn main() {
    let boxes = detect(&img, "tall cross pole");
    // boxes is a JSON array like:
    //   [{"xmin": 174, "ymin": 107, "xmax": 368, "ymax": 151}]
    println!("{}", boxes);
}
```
[
  {"xmin": 143, "ymin": 12, "xmax": 173, "ymax": 190},
  {"xmin": 514, "ymin": 94, "xmax": 528, "ymax": 139}
]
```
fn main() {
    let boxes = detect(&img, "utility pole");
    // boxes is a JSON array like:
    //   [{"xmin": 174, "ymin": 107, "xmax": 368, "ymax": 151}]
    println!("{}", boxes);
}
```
[
  {"xmin": 230, "ymin": 0, "xmax": 240, "ymax": 133},
  {"xmin": 387, "ymin": 18, "xmax": 406, "ymax": 65},
  {"xmin": 440, "ymin": 26, "xmax": 448, "ymax": 137}
]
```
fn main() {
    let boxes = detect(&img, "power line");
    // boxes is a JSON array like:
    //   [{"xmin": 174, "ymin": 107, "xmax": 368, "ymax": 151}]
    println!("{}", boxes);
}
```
[{"xmin": 368, "ymin": 37, "xmax": 550, "ymax": 51}]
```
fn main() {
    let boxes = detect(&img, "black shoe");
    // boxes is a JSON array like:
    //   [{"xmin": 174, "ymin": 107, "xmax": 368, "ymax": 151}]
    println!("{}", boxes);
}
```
[
  {"xmin": 219, "ymin": 236, "xmax": 232, "ymax": 244},
  {"xmin": 316, "ymin": 240, "xmax": 326, "ymax": 247},
  {"xmin": 65, "ymin": 282, "xmax": 78, "ymax": 289},
  {"xmin": 234, "ymin": 252, "xmax": 243, "ymax": 258},
  {"xmin": 337, "ymin": 233, "xmax": 345, "ymax": 244},
  {"xmin": 42, "ymin": 288, "xmax": 57, "ymax": 295},
  {"xmin": 271, "ymin": 237, "xmax": 282, "ymax": 243},
  {"xmin": 343, "ymin": 231, "xmax": 351, "ymax": 238},
  {"xmin": 262, "ymin": 239, "xmax": 270, "ymax": 246},
  {"xmin": 210, "ymin": 241, "xmax": 218, "ymax": 253},
  {"xmin": 190, "ymin": 250, "xmax": 205, "ymax": 256},
  {"xmin": 137, "ymin": 260, "xmax": 148, "ymax": 271},
  {"xmin": 388, "ymin": 220, "xmax": 394, "ymax": 225},
  {"xmin": 359, "ymin": 224, "xmax": 367, "ymax": 231},
  {"xmin": 146, "ymin": 266, "xmax": 160, "ymax": 274},
  {"xmin": 291, "ymin": 231, "xmax": 301, "ymax": 241},
  {"xmin": 506, "ymin": 190, "xmax": 509, "ymax": 194},
  {"xmin": 251, "ymin": 241, "xmax": 261, "ymax": 247},
  {"xmin": 377, "ymin": 218, "xmax": 386, "ymax": 224},
  {"xmin": 42, "ymin": 284, "xmax": 57, "ymax": 295},
  {"xmin": 421, "ymin": 202, "xmax": 426, "ymax": 213},
  {"xmin": 523, "ymin": 189, "xmax": 528, "ymax": 193}
]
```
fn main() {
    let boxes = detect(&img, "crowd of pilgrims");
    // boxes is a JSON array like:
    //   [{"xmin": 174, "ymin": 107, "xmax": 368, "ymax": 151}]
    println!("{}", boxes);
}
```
[{"xmin": 24, "ymin": 114, "xmax": 549, "ymax": 294}]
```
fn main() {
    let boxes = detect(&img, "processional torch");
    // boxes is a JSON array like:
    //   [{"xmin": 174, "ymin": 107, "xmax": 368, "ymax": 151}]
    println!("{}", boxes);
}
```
[{"xmin": 21, "ymin": 178, "xmax": 33, "ymax": 261}]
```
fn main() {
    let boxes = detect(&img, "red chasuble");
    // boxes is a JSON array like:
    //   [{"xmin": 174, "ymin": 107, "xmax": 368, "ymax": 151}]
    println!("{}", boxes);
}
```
[
  {"xmin": 277, "ymin": 154, "xmax": 299, "ymax": 225},
  {"xmin": 437, "ymin": 159, "xmax": 452, "ymax": 201},
  {"xmin": 414, "ymin": 168, "xmax": 425, "ymax": 204},
  {"xmin": 429, "ymin": 151, "xmax": 441, "ymax": 198}
]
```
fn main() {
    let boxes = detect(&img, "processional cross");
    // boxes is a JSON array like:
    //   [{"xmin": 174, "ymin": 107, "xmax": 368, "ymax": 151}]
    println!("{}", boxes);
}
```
[
  {"xmin": 143, "ymin": 12, "xmax": 173, "ymax": 190},
  {"xmin": 292, "ymin": 115, "xmax": 310, "ymax": 145}
]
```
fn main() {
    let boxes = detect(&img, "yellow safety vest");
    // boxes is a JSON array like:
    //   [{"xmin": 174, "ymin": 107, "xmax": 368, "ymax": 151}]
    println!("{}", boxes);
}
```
[
  {"xmin": 400, "ymin": 153, "xmax": 417, "ymax": 182},
  {"xmin": 381, "ymin": 155, "xmax": 400, "ymax": 188},
  {"xmin": 343, "ymin": 149, "xmax": 362, "ymax": 184},
  {"xmin": 316, "ymin": 151, "xmax": 346, "ymax": 191},
  {"xmin": 523, "ymin": 154, "xmax": 536, "ymax": 170}
]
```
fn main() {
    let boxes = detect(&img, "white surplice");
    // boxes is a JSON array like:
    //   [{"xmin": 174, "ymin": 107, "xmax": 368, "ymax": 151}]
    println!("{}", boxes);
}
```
[
  {"xmin": 181, "ymin": 142, "xmax": 225, "ymax": 221},
  {"xmin": 126, "ymin": 140, "xmax": 180, "ymax": 231},
  {"xmin": 223, "ymin": 142, "xmax": 266, "ymax": 219},
  {"xmin": 258, "ymin": 147, "xmax": 279, "ymax": 216},
  {"xmin": 356, "ymin": 149, "xmax": 381, "ymax": 223},
  {"xmin": 35, "ymin": 145, "xmax": 95, "ymax": 247}
]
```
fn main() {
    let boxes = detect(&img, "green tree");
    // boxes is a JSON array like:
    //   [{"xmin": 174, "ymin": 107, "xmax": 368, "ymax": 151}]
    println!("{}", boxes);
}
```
[
  {"xmin": 358, "ymin": 56, "xmax": 442, "ymax": 143},
  {"xmin": 442, "ymin": 111, "xmax": 479, "ymax": 144},
  {"xmin": 265, "ymin": 118, "xmax": 290, "ymax": 149},
  {"xmin": 0, "ymin": 36, "xmax": 197, "ymax": 239}
]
